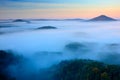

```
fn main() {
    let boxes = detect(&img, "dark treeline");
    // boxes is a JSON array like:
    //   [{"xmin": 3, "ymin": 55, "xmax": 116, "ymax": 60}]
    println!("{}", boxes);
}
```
[
  {"xmin": 0, "ymin": 50, "xmax": 24, "ymax": 80},
  {"xmin": 54, "ymin": 59, "xmax": 120, "ymax": 80},
  {"xmin": 0, "ymin": 50, "xmax": 120, "ymax": 80}
]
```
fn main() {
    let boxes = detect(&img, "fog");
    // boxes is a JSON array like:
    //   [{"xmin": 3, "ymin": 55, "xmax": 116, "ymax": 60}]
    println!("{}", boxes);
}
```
[
  {"xmin": 0, "ymin": 20, "xmax": 120, "ymax": 79},
  {"xmin": 0, "ymin": 20, "xmax": 120, "ymax": 64}
]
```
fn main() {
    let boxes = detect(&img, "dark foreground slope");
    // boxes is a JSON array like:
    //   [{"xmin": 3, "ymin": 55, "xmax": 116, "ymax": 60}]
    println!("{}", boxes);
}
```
[
  {"xmin": 54, "ymin": 59, "xmax": 120, "ymax": 80},
  {"xmin": 0, "ymin": 50, "xmax": 120, "ymax": 80},
  {"xmin": 0, "ymin": 50, "xmax": 23, "ymax": 80}
]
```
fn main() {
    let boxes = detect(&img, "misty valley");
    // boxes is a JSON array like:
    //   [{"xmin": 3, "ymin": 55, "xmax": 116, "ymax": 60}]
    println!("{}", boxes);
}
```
[{"xmin": 0, "ymin": 18, "xmax": 120, "ymax": 80}]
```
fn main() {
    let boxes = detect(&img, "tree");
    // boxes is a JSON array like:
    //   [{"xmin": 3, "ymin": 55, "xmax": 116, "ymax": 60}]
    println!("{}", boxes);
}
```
[{"xmin": 101, "ymin": 72, "xmax": 110, "ymax": 80}]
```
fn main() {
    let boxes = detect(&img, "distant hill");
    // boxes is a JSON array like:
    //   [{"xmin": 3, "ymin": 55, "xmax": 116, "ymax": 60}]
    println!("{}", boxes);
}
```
[
  {"xmin": 37, "ymin": 26, "xmax": 57, "ymax": 30},
  {"xmin": 30, "ymin": 18, "xmax": 84, "ymax": 21},
  {"xmin": 13, "ymin": 19, "xmax": 30, "ymax": 23},
  {"xmin": 89, "ymin": 15, "xmax": 117, "ymax": 21},
  {"xmin": 63, "ymin": 18, "xmax": 84, "ymax": 21}
]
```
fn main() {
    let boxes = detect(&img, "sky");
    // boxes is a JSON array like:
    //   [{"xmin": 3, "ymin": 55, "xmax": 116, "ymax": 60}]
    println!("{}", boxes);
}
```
[{"xmin": 0, "ymin": 0, "xmax": 120, "ymax": 19}]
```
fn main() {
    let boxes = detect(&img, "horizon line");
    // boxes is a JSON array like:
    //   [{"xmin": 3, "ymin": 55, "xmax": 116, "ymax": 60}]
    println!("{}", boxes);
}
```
[{"xmin": 0, "ymin": 15, "xmax": 120, "ymax": 20}]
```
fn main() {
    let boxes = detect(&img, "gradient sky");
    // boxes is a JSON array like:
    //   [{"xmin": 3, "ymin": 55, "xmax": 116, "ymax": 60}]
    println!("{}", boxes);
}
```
[{"xmin": 0, "ymin": 0, "xmax": 120, "ymax": 19}]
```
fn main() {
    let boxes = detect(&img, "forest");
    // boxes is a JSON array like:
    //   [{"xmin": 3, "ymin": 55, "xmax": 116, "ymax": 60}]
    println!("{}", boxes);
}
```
[{"xmin": 0, "ymin": 50, "xmax": 120, "ymax": 80}]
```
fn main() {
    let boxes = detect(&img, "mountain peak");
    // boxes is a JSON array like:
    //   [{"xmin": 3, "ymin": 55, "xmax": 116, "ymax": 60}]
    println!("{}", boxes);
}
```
[
  {"xmin": 89, "ymin": 15, "xmax": 116, "ymax": 21},
  {"xmin": 99, "ymin": 15, "xmax": 107, "ymax": 17}
]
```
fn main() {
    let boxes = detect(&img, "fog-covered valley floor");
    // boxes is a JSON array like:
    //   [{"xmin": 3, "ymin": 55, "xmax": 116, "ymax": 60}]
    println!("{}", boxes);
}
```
[{"xmin": 0, "ymin": 20, "xmax": 120, "ymax": 80}]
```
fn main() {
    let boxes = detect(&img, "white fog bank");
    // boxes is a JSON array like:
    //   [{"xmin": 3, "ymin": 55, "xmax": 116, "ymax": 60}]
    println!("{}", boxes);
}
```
[{"xmin": 0, "ymin": 21, "xmax": 120, "ymax": 67}]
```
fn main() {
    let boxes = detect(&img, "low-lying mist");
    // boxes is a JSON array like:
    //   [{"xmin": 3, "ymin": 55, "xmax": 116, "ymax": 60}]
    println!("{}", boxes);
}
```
[
  {"xmin": 1, "ymin": 42, "xmax": 120, "ymax": 80},
  {"xmin": 1, "ymin": 21, "xmax": 120, "ymax": 80}
]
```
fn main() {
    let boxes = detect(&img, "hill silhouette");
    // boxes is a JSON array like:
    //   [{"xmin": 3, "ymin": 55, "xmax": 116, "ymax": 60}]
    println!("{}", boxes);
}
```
[{"xmin": 89, "ymin": 15, "xmax": 116, "ymax": 21}]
